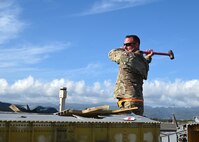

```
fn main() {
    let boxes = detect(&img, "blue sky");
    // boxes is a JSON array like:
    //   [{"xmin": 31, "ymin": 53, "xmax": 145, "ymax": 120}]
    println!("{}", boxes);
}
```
[{"xmin": 0, "ymin": 0, "xmax": 199, "ymax": 108}]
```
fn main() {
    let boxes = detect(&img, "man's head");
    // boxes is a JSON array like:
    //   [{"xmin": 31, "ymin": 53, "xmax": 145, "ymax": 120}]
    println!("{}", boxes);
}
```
[{"xmin": 123, "ymin": 35, "xmax": 140, "ymax": 52}]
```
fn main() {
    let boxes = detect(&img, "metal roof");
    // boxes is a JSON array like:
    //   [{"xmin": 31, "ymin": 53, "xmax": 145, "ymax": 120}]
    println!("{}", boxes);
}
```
[
  {"xmin": 0, "ymin": 111, "xmax": 159, "ymax": 124},
  {"xmin": 160, "ymin": 123, "xmax": 177, "ymax": 131},
  {"xmin": 186, "ymin": 122, "xmax": 199, "ymax": 126}
]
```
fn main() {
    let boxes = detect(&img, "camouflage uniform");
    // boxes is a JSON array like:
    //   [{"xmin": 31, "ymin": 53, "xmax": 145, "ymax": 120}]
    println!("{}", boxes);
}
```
[{"xmin": 109, "ymin": 48, "xmax": 151, "ymax": 115}]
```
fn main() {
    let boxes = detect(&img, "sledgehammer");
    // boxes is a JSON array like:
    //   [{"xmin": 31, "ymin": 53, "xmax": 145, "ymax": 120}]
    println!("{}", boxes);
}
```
[{"xmin": 141, "ymin": 50, "xmax": 174, "ymax": 60}]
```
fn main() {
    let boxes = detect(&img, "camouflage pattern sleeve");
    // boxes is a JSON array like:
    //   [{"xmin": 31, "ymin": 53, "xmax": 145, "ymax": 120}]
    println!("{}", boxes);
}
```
[
  {"xmin": 108, "ymin": 48, "xmax": 125, "ymax": 64},
  {"xmin": 144, "ymin": 54, "xmax": 152, "ymax": 63},
  {"xmin": 126, "ymin": 51, "xmax": 149, "ymax": 80}
]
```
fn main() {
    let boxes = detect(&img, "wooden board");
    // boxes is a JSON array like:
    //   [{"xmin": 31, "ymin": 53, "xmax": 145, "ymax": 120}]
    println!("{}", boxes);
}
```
[
  {"xmin": 9, "ymin": 104, "xmax": 21, "ymax": 112},
  {"xmin": 57, "ymin": 105, "xmax": 138, "ymax": 117},
  {"xmin": 107, "ymin": 107, "xmax": 138, "ymax": 114},
  {"xmin": 82, "ymin": 105, "xmax": 109, "ymax": 113},
  {"xmin": 57, "ymin": 105, "xmax": 109, "ymax": 116}
]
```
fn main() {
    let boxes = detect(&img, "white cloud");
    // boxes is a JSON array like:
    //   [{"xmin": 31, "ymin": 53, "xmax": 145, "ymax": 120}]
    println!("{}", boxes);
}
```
[
  {"xmin": 144, "ymin": 79, "xmax": 199, "ymax": 107},
  {"xmin": 0, "ymin": 78, "xmax": 8, "ymax": 94},
  {"xmin": 0, "ymin": 0, "xmax": 25, "ymax": 44},
  {"xmin": 79, "ymin": 0, "xmax": 156, "ymax": 15},
  {"xmin": 0, "ymin": 76, "xmax": 115, "ymax": 105},
  {"xmin": 0, "ymin": 1, "xmax": 71, "ymax": 70},
  {"xmin": 0, "ymin": 76, "xmax": 199, "ymax": 108},
  {"xmin": 0, "ymin": 42, "xmax": 70, "ymax": 68}
]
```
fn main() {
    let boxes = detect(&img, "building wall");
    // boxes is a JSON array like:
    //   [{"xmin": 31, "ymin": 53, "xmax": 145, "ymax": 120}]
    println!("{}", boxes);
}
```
[{"xmin": 0, "ymin": 121, "xmax": 160, "ymax": 142}]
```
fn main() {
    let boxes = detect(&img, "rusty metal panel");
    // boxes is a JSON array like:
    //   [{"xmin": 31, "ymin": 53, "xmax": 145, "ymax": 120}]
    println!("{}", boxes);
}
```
[{"xmin": 188, "ymin": 124, "xmax": 199, "ymax": 142}]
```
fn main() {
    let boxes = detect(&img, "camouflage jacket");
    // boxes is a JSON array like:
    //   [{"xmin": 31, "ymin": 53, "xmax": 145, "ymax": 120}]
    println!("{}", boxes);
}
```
[{"xmin": 108, "ymin": 48, "xmax": 151, "ymax": 99}]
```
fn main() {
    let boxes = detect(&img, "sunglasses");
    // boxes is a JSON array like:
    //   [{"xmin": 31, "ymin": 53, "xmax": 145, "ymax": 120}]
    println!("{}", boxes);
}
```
[{"xmin": 123, "ymin": 42, "xmax": 136, "ymax": 47}]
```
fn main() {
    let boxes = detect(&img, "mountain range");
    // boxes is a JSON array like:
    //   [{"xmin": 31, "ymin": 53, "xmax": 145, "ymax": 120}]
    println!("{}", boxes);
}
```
[{"xmin": 0, "ymin": 101, "xmax": 198, "ymax": 120}]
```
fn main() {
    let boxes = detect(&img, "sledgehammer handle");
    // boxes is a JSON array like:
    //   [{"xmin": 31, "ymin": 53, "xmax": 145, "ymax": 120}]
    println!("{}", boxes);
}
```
[{"xmin": 142, "ymin": 50, "xmax": 174, "ymax": 60}]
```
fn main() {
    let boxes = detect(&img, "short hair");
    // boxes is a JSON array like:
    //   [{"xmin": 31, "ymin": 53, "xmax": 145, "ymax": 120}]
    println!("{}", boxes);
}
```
[{"xmin": 125, "ymin": 35, "xmax": 140, "ymax": 45}]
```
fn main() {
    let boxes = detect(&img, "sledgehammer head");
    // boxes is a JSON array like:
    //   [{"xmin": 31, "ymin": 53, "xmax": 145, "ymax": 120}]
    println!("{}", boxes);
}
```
[{"xmin": 168, "ymin": 50, "xmax": 174, "ymax": 60}]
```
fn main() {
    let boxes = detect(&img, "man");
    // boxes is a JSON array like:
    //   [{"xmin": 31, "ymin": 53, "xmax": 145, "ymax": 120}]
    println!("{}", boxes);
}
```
[{"xmin": 108, "ymin": 35, "xmax": 153, "ymax": 115}]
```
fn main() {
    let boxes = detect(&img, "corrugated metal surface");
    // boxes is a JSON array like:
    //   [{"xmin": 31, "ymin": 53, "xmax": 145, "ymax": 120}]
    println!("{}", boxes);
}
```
[
  {"xmin": 0, "ymin": 112, "xmax": 160, "ymax": 142},
  {"xmin": 160, "ymin": 123, "xmax": 177, "ymax": 132},
  {"xmin": 0, "ymin": 112, "xmax": 159, "ymax": 123}
]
